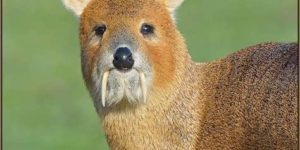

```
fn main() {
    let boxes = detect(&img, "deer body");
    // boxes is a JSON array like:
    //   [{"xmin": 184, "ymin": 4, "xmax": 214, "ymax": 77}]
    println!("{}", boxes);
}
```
[
  {"xmin": 63, "ymin": 0, "xmax": 298, "ymax": 149},
  {"xmin": 102, "ymin": 42, "xmax": 298, "ymax": 150}
]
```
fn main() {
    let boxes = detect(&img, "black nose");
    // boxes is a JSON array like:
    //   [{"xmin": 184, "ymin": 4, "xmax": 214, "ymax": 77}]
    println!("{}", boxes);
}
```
[{"xmin": 113, "ymin": 47, "xmax": 134, "ymax": 70}]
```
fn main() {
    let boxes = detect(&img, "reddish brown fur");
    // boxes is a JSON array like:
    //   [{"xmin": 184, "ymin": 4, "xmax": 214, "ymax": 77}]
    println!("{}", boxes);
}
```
[
  {"xmin": 80, "ymin": 0, "xmax": 183, "ymax": 89},
  {"xmin": 195, "ymin": 43, "xmax": 298, "ymax": 149},
  {"xmin": 66, "ymin": 0, "xmax": 299, "ymax": 149}
]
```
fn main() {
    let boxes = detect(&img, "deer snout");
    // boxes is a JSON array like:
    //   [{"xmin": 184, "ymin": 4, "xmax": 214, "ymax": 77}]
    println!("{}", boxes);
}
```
[{"xmin": 113, "ymin": 47, "xmax": 135, "ymax": 71}]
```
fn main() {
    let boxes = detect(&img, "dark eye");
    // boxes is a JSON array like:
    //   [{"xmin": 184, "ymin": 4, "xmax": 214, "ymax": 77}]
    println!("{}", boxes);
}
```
[
  {"xmin": 141, "ymin": 24, "xmax": 154, "ymax": 35},
  {"xmin": 95, "ymin": 25, "xmax": 106, "ymax": 36}
]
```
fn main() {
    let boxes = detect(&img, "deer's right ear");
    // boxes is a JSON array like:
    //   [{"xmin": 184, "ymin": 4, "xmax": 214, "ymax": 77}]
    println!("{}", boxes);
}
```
[{"xmin": 62, "ymin": 0, "xmax": 92, "ymax": 17}]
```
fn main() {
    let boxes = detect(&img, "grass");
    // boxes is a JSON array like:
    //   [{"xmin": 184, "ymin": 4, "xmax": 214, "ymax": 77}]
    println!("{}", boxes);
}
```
[{"xmin": 3, "ymin": 0, "xmax": 297, "ymax": 149}]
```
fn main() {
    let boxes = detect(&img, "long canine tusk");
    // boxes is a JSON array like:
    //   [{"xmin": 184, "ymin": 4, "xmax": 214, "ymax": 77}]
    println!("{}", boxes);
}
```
[
  {"xmin": 139, "ymin": 72, "xmax": 147, "ymax": 103},
  {"xmin": 101, "ymin": 71, "xmax": 109, "ymax": 107}
]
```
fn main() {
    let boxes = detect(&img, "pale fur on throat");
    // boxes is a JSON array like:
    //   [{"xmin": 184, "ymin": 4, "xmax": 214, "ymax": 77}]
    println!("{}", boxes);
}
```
[{"xmin": 100, "ymin": 60, "xmax": 203, "ymax": 149}]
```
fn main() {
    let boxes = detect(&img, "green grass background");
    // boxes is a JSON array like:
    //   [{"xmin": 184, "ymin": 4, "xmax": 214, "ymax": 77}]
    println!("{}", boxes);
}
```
[{"xmin": 3, "ymin": 0, "xmax": 297, "ymax": 149}]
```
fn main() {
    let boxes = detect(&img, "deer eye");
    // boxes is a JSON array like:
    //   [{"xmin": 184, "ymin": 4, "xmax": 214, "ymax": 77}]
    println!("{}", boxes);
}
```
[
  {"xmin": 95, "ymin": 25, "xmax": 106, "ymax": 36},
  {"xmin": 141, "ymin": 23, "xmax": 154, "ymax": 35}
]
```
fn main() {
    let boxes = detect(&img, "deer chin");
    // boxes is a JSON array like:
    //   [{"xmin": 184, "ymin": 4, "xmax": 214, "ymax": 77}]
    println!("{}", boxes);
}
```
[{"xmin": 92, "ymin": 68, "xmax": 148, "ymax": 109}]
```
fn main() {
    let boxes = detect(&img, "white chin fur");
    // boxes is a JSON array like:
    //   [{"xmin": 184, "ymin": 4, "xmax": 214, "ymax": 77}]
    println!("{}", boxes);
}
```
[{"xmin": 93, "ymin": 69, "xmax": 148, "ymax": 108}]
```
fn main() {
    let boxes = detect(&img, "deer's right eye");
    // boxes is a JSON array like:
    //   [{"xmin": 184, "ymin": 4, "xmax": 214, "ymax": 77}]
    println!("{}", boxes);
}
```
[{"xmin": 95, "ymin": 25, "xmax": 106, "ymax": 36}]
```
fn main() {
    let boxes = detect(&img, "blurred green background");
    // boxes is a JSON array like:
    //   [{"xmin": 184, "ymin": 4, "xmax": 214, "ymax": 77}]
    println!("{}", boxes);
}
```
[{"xmin": 3, "ymin": 0, "xmax": 297, "ymax": 149}]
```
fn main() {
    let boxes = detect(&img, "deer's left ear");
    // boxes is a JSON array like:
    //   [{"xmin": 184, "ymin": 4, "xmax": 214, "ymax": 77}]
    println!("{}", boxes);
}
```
[
  {"xmin": 158, "ymin": 0, "xmax": 184, "ymax": 20},
  {"xmin": 165, "ymin": 0, "xmax": 184, "ymax": 12}
]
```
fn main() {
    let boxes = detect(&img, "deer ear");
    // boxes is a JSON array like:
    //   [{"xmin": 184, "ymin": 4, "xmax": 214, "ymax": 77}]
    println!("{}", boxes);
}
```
[
  {"xmin": 158, "ymin": 0, "xmax": 184, "ymax": 21},
  {"xmin": 165, "ymin": 0, "xmax": 184, "ymax": 12},
  {"xmin": 62, "ymin": 0, "xmax": 92, "ymax": 17}
]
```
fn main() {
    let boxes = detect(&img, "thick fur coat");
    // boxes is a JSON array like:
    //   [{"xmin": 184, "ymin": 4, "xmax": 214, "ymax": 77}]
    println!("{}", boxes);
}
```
[{"xmin": 63, "ymin": 0, "xmax": 299, "ymax": 149}]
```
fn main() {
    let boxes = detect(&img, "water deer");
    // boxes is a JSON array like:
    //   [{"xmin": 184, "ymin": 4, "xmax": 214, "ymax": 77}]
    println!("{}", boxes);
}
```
[{"xmin": 63, "ymin": 0, "xmax": 299, "ymax": 149}]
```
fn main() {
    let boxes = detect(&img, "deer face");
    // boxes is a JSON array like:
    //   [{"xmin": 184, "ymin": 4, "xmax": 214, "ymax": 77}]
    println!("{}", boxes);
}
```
[{"xmin": 63, "ymin": 0, "xmax": 185, "ymax": 111}]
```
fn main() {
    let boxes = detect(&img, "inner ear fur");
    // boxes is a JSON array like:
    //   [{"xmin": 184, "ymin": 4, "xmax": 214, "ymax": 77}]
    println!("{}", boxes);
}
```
[
  {"xmin": 62, "ymin": 0, "xmax": 92, "ymax": 17},
  {"xmin": 62, "ymin": 0, "xmax": 185, "ymax": 18},
  {"xmin": 158, "ymin": 0, "xmax": 184, "ymax": 12}
]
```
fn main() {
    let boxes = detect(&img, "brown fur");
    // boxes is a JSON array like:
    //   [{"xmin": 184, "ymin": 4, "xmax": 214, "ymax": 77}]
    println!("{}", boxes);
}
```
[
  {"xmin": 80, "ymin": 0, "xmax": 182, "ymax": 90},
  {"xmin": 64, "ymin": 0, "xmax": 299, "ymax": 149},
  {"xmin": 196, "ymin": 42, "xmax": 298, "ymax": 149}
]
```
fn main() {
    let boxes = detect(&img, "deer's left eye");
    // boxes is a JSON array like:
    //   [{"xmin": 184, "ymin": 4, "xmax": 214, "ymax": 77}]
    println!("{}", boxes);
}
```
[{"xmin": 141, "ymin": 23, "xmax": 154, "ymax": 35}]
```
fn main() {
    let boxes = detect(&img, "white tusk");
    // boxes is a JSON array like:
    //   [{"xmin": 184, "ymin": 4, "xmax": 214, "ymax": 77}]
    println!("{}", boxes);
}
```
[
  {"xmin": 139, "ymin": 72, "xmax": 147, "ymax": 103},
  {"xmin": 101, "ymin": 71, "xmax": 109, "ymax": 107}
]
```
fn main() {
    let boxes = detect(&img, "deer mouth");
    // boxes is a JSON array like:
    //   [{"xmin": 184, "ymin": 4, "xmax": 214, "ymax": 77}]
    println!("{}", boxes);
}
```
[
  {"xmin": 90, "ymin": 50, "xmax": 152, "ymax": 109},
  {"xmin": 99, "ymin": 68, "xmax": 147, "ymax": 107}
]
